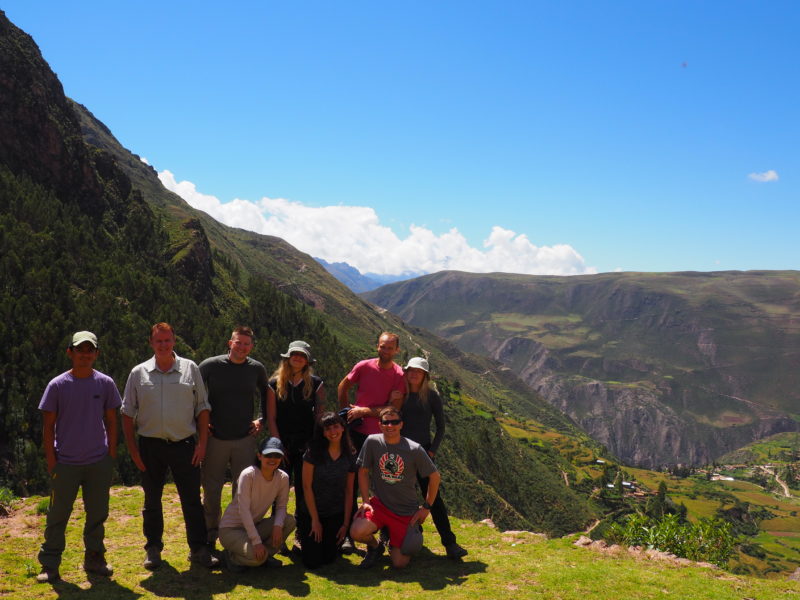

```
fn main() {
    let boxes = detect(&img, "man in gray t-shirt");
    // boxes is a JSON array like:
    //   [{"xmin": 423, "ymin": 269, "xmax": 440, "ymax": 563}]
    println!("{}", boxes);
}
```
[{"xmin": 351, "ymin": 407, "xmax": 440, "ymax": 569}]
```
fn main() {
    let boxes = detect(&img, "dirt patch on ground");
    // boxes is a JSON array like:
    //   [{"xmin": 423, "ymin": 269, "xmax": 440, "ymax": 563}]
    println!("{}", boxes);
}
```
[
  {"xmin": 501, "ymin": 530, "xmax": 547, "ymax": 545},
  {"xmin": 0, "ymin": 498, "xmax": 44, "ymax": 541}
]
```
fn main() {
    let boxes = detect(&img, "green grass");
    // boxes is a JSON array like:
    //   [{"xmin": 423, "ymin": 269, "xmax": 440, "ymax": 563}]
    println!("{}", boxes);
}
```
[
  {"xmin": 718, "ymin": 432, "xmax": 800, "ymax": 465},
  {"xmin": 2, "ymin": 486, "xmax": 799, "ymax": 599}
]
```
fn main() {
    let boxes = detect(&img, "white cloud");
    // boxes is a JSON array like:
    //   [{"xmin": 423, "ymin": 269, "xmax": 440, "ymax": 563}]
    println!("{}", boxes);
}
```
[
  {"xmin": 748, "ymin": 170, "xmax": 779, "ymax": 182},
  {"xmin": 159, "ymin": 171, "xmax": 596, "ymax": 277}
]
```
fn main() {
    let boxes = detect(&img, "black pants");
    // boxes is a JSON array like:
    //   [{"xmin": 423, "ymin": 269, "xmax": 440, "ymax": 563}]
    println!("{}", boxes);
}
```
[
  {"xmin": 139, "ymin": 436, "xmax": 208, "ymax": 551},
  {"xmin": 285, "ymin": 447, "xmax": 306, "ymax": 517},
  {"xmin": 297, "ymin": 511, "xmax": 345, "ymax": 569},
  {"xmin": 418, "ymin": 468, "xmax": 457, "ymax": 547}
]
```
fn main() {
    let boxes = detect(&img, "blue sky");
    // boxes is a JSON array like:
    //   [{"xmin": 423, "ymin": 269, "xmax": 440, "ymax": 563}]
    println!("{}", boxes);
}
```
[{"xmin": 4, "ymin": 1, "xmax": 797, "ymax": 275}]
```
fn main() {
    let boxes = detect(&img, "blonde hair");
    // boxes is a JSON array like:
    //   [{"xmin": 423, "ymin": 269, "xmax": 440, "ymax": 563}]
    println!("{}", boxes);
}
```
[
  {"xmin": 272, "ymin": 357, "xmax": 314, "ymax": 401},
  {"xmin": 405, "ymin": 368, "xmax": 436, "ymax": 404}
]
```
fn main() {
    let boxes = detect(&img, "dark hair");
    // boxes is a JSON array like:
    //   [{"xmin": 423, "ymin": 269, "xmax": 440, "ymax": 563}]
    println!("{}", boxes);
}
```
[
  {"xmin": 306, "ymin": 411, "xmax": 354, "ymax": 464},
  {"xmin": 232, "ymin": 325, "xmax": 254, "ymax": 339},
  {"xmin": 379, "ymin": 406, "xmax": 401, "ymax": 421}
]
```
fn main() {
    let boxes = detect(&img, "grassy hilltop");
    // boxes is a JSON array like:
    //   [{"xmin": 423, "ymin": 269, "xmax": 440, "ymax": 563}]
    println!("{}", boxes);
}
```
[{"xmin": 1, "ymin": 486, "xmax": 798, "ymax": 600}]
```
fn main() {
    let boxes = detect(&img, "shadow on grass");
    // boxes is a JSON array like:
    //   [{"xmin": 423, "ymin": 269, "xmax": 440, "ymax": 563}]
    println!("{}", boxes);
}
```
[
  {"xmin": 41, "ymin": 575, "xmax": 143, "ymax": 600},
  {"xmin": 309, "ymin": 547, "xmax": 488, "ymax": 591},
  {"xmin": 139, "ymin": 559, "xmax": 311, "ymax": 598}
]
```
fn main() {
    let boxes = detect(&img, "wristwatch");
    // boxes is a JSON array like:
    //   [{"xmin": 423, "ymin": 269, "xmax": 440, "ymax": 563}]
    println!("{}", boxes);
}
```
[{"xmin": 421, "ymin": 501, "xmax": 432, "ymax": 509}]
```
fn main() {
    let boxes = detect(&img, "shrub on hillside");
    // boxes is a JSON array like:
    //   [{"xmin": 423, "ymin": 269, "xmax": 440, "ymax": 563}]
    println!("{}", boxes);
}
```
[{"xmin": 605, "ymin": 513, "xmax": 737, "ymax": 568}]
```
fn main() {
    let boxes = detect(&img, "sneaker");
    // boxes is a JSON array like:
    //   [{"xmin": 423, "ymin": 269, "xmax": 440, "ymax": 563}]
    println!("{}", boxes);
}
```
[
  {"xmin": 189, "ymin": 545, "xmax": 221, "ymax": 568},
  {"xmin": 340, "ymin": 537, "xmax": 356, "ymax": 554},
  {"xmin": 83, "ymin": 550, "xmax": 113, "ymax": 576},
  {"xmin": 445, "ymin": 543, "xmax": 468, "ymax": 560},
  {"xmin": 35, "ymin": 566, "xmax": 60, "ymax": 583},
  {"xmin": 143, "ymin": 547, "xmax": 162, "ymax": 571},
  {"xmin": 358, "ymin": 542, "xmax": 385, "ymax": 569},
  {"xmin": 223, "ymin": 550, "xmax": 247, "ymax": 574}
]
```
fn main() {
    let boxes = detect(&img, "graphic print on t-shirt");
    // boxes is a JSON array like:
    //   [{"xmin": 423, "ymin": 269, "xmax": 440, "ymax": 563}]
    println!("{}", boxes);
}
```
[{"xmin": 378, "ymin": 452, "xmax": 405, "ymax": 484}]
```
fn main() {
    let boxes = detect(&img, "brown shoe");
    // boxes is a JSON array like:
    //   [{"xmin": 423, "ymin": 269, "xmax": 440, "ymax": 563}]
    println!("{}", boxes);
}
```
[
  {"xmin": 84, "ymin": 550, "xmax": 113, "ymax": 576},
  {"xmin": 36, "ymin": 566, "xmax": 60, "ymax": 583}
]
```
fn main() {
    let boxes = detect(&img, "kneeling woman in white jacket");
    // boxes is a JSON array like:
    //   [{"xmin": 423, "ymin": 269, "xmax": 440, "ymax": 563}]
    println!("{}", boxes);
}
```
[{"xmin": 218, "ymin": 437, "xmax": 297, "ymax": 571}]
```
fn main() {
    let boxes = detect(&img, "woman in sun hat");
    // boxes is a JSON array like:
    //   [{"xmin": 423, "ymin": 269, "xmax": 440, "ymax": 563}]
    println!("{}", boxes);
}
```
[
  {"xmin": 266, "ymin": 341, "xmax": 325, "ymax": 539},
  {"xmin": 398, "ymin": 357, "xmax": 468, "ymax": 560}
]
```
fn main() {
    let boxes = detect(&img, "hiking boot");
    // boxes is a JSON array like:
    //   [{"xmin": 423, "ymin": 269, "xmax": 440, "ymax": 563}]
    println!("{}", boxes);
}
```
[
  {"xmin": 143, "ymin": 547, "xmax": 162, "ymax": 571},
  {"xmin": 445, "ymin": 542, "xmax": 468, "ymax": 560},
  {"xmin": 223, "ymin": 550, "xmax": 247, "ymax": 573},
  {"xmin": 358, "ymin": 542, "xmax": 385, "ymax": 569},
  {"xmin": 35, "ymin": 566, "xmax": 60, "ymax": 583},
  {"xmin": 83, "ymin": 550, "xmax": 113, "ymax": 576},
  {"xmin": 189, "ymin": 545, "xmax": 221, "ymax": 568}
]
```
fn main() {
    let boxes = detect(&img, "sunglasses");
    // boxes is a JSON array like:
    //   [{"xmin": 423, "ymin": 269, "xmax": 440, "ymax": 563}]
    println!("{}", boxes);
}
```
[
  {"xmin": 380, "ymin": 419, "xmax": 402, "ymax": 426},
  {"xmin": 262, "ymin": 453, "xmax": 283, "ymax": 459}
]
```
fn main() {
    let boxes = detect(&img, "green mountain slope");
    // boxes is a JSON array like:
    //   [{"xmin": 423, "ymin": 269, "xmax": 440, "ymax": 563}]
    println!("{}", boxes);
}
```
[
  {"xmin": 363, "ymin": 270, "xmax": 800, "ymax": 467},
  {"xmin": 0, "ymin": 10, "xmax": 594, "ymax": 534}
]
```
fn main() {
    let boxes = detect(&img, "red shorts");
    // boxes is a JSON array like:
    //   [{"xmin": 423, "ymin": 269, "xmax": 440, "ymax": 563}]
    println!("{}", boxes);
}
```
[{"xmin": 363, "ymin": 496, "xmax": 414, "ymax": 548}]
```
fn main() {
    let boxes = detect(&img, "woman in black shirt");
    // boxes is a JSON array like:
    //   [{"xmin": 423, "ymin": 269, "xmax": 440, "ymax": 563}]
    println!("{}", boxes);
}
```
[{"xmin": 399, "ymin": 357, "xmax": 467, "ymax": 560}]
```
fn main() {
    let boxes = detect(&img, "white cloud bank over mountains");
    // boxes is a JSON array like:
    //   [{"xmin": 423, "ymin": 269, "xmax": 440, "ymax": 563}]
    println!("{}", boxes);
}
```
[{"xmin": 158, "ymin": 169, "xmax": 596, "ymax": 277}]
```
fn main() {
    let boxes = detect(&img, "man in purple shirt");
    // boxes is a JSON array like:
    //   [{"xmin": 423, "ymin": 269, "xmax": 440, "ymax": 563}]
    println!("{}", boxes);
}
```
[{"xmin": 36, "ymin": 331, "xmax": 121, "ymax": 584}]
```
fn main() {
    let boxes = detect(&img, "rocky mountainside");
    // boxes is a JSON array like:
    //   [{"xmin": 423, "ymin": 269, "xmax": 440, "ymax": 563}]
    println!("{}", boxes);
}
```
[
  {"xmin": 363, "ymin": 270, "xmax": 800, "ymax": 467},
  {"xmin": 0, "ymin": 11, "xmax": 595, "ymax": 533}
]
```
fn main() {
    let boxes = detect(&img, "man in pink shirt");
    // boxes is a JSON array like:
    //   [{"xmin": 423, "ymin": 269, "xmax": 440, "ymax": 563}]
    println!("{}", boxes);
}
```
[{"xmin": 338, "ymin": 332, "xmax": 407, "ymax": 452}]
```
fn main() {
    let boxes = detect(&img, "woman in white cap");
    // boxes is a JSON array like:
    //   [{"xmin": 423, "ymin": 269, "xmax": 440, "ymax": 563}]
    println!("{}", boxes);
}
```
[
  {"xmin": 218, "ymin": 437, "xmax": 297, "ymax": 572},
  {"xmin": 399, "ymin": 357, "xmax": 468, "ymax": 560},
  {"xmin": 266, "ymin": 341, "xmax": 325, "ymax": 541}
]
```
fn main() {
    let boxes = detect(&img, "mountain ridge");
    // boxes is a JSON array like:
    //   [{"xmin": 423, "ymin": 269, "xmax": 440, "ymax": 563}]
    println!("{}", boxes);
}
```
[{"xmin": 362, "ymin": 269, "xmax": 800, "ymax": 467}]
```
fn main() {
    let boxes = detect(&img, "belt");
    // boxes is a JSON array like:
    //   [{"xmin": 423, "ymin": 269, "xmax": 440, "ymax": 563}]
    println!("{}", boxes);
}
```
[{"xmin": 140, "ymin": 435, "xmax": 195, "ymax": 444}]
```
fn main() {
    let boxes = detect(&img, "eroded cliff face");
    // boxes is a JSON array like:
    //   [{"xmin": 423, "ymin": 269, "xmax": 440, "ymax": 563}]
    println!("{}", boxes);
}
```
[{"xmin": 492, "ymin": 333, "xmax": 795, "ymax": 468}]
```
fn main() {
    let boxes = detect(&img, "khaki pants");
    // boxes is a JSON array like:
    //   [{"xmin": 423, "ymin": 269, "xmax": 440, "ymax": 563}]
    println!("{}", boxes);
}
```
[
  {"xmin": 219, "ymin": 514, "xmax": 296, "ymax": 567},
  {"xmin": 38, "ymin": 455, "xmax": 113, "ymax": 569},
  {"xmin": 201, "ymin": 436, "xmax": 257, "ymax": 543}
]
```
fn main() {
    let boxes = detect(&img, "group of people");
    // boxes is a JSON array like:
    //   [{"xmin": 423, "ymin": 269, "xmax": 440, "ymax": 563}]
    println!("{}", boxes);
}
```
[{"xmin": 35, "ymin": 325, "xmax": 466, "ymax": 583}]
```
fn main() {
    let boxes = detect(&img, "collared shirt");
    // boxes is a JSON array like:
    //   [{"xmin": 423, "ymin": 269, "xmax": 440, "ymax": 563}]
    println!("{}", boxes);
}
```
[{"xmin": 121, "ymin": 353, "xmax": 210, "ymax": 441}]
